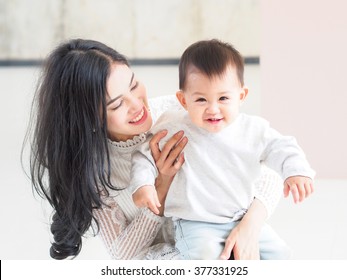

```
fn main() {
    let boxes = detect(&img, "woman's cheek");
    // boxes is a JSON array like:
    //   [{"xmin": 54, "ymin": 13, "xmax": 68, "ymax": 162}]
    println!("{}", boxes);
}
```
[{"xmin": 107, "ymin": 111, "xmax": 123, "ymax": 130}]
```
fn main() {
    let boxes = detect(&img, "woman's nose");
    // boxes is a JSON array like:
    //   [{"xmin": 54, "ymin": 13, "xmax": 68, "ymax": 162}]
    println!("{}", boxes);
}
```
[{"xmin": 124, "ymin": 93, "xmax": 142, "ymax": 113}]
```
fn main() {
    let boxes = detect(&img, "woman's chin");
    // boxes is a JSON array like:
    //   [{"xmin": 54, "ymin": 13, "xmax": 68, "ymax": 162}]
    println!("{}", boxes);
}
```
[{"xmin": 131, "ymin": 117, "xmax": 152, "ymax": 134}]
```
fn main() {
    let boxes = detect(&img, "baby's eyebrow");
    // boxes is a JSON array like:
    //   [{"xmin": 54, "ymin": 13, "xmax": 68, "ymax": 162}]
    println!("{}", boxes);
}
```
[
  {"xmin": 192, "ymin": 91, "xmax": 205, "ymax": 96},
  {"xmin": 192, "ymin": 91, "xmax": 232, "ymax": 96}
]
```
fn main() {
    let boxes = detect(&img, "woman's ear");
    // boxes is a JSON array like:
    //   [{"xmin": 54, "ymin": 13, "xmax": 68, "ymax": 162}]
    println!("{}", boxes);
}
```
[{"xmin": 176, "ymin": 90, "xmax": 187, "ymax": 110}]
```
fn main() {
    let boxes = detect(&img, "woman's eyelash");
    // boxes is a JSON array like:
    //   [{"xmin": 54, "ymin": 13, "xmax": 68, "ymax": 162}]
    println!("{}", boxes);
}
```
[
  {"xmin": 110, "ymin": 81, "xmax": 138, "ymax": 111},
  {"xmin": 112, "ymin": 100, "xmax": 123, "ymax": 110},
  {"xmin": 131, "ymin": 81, "xmax": 139, "ymax": 91}
]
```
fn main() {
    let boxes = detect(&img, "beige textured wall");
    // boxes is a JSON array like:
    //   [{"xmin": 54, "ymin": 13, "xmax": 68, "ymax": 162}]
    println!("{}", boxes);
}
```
[
  {"xmin": 0, "ymin": 0, "xmax": 260, "ymax": 59},
  {"xmin": 2, "ymin": 0, "xmax": 345, "ymax": 179},
  {"xmin": 261, "ymin": 0, "xmax": 347, "ymax": 179}
]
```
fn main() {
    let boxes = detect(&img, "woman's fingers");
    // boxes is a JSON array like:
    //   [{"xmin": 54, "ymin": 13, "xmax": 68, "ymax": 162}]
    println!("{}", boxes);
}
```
[
  {"xmin": 159, "ymin": 130, "xmax": 185, "ymax": 159},
  {"xmin": 164, "ymin": 136, "xmax": 188, "ymax": 168},
  {"xmin": 151, "ymin": 130, "xmax": 187, "ymax": 171},
  {"xmin": 173, "ymin": 152, "xmax": 185, "ymax": 170},
  {"xmin": 149, "ymin": 129, "xmax": 168, "ymax": 162},
  {"xmin": 219, "ymin": 236, "xmax": 236, "ymax": 260}
]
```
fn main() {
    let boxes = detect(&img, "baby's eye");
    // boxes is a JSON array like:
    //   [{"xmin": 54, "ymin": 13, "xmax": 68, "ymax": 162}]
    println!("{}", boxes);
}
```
[
  {"xmin": 195, "ymin": 98, "xmax": 206, "ymax": 102},
  {"xmin": 219, "ymin": 96, "xmax": 229, "ymax": 101}
]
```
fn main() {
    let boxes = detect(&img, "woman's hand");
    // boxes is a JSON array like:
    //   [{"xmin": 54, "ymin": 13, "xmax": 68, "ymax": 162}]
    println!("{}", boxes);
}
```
[
  {"xmin": 220, "ymin": 220, "xmax": 260, "ymax": 260},
  {"xmin": 219, "ymin": 199, "xmax": 267, "ymax": 260},
  {"xmin": 150, "ymin": 130, "xmax": 187, "ymax": 177},
  {"xmin": 150, "ymin": 130, "xmax": 188, "ymax": 215}
]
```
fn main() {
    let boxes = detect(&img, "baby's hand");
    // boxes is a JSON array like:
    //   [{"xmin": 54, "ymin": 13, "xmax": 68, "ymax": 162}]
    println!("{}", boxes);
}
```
[
  {"xmin": 283, "ymin": 176, "xmax": 314, "ymax": 203},
  {"xmin": 132, "ymin": 185, "xmax": 161, "ymax": 214}
]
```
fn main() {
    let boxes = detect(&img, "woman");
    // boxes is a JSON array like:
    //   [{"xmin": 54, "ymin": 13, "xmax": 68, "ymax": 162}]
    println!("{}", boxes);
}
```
[{"xmin": 26, "ymin": 39, "xmax": 282, "ymax": 260}]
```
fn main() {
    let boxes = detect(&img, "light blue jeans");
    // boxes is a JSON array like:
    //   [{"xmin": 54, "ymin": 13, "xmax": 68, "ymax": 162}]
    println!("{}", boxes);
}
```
[{"xmin": 174, "ymin": 219, "xmax": 291, "ymax": 260}]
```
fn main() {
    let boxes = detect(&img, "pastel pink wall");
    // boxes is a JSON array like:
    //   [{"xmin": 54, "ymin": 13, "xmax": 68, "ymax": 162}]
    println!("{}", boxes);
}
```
[{"xmin": 261, "ymin": 0, "xmax": 347, "ymax": 179}]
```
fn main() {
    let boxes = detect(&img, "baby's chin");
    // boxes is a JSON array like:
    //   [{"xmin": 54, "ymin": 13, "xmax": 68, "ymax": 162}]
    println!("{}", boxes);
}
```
[{"xmin": 198, "ymin": 119, "xmax": 229, "ymax": 133}]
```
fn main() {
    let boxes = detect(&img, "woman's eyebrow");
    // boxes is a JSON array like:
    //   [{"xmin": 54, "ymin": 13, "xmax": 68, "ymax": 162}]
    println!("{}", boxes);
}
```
[
  {"xmin": 129, "ymin": 72, "xmax": 134, "ymax": 87},
  {"xmin": 107, "ymin": 95, "xmax": 122, "ymax": 106},
  {"xmin": 107, "ymin": 72, "xmax": 135, "ymax": 106}
]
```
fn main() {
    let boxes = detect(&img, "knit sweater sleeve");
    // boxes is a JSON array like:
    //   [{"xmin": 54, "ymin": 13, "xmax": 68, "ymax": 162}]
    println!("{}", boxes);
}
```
[
  {"xmin": 253, "ymin": 165, "xmax": 283, "ymax": 218},
  {"xmin": 93, "ymin": 195, "xmax": 165, "ymax": 259}
]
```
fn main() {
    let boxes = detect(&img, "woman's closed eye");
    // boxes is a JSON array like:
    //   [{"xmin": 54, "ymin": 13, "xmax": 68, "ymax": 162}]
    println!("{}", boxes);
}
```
[
  {"xmin": 130, "ymin": 81, "xmax": 139, "ymax": 91},
  {"xmin": 111, "ymin": 99, "xmax": 123, "ymax": 110},
  {"xmin": 110, "ymin": 82, "xmax": 138, "ymax": 110}
]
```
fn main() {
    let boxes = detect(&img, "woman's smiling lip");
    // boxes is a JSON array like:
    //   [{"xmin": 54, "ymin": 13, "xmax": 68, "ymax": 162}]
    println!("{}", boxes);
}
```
[{"xmin": 129, "ymin": 107, "xmax": 147, "ymax": 125}]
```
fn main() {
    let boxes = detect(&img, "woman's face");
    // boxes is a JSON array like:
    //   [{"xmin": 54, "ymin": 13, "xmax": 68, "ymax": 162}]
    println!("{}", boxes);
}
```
[{"xmin": 106, "ymin": 63, "xmax": 152, "ymax": 141}]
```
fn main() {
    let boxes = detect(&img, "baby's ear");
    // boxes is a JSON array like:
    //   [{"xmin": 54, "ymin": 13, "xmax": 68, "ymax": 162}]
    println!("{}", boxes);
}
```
[
  {"xmin": 240, "ymin": 86, "xmax": 249, "ymax": 102},
  {"xmin": 176, "ymin": 91, "xmax": 187, "ymax": 110}
]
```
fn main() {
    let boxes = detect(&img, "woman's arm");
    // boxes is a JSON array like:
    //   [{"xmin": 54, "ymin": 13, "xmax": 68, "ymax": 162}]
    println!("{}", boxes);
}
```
[
  {"xmin": 95, "ymin": 131, "xmax": 187, "ymax": 259},
  {"xmin": 253, "ymin": 166, "xmax": 283, "ymax": 218},
  {"xmin": 94, "ymin": 197, "xmax": 165, "ymax": 259},
  {"xmin": 219, "ymin": 198, "xmax": 266, "ymax": 260},
  {"xmin": 220, "ymin": 167, "xmax": 282, "ymax": 260}
]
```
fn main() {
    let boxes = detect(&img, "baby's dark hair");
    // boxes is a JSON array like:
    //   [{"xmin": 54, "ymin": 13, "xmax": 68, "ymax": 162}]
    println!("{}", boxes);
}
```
[{"xmin": 178, "ymin": 39, "xmax": 244, "ymax": 90}]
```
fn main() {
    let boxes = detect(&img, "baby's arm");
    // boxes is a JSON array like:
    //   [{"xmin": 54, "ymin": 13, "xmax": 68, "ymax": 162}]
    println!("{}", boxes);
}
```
[
  {"xmin": 258, "ymin": 118, "xmax": 315, "ymax": 204},
  {"xmin": 129, "ymin": 133, "xmax": 159, "ymax": 210},
  {"xmin": 132, "ymin": 185, "xmax": 161, "ymax": 215},
  {"xmin": 284, "ymin": 176, "xmax": 314, "ymax": 203}
]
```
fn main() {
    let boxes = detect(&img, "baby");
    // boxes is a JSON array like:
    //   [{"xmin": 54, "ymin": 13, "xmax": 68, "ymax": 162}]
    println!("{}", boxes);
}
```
[{"xmin": 129, "ymin": 39, "xmax": 315, "ymax": 259}]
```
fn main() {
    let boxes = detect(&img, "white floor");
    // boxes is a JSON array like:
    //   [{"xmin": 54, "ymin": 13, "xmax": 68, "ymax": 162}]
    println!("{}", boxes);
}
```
[
  {"xmin": 0, "ymin": 66, "xmax": 346, "ymax": 260},
  {"xmin": 268, "ymin": 180, "xmax": 347, "ymax": 259}
]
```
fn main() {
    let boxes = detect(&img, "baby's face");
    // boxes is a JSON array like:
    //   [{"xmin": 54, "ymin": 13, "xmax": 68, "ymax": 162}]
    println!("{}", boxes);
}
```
[{"xmin": 177, "ymin": 65, "xmax": 247, "ymax": 133}]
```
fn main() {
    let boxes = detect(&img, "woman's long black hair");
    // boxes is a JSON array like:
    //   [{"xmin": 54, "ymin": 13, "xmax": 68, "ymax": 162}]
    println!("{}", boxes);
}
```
[{"xmin": 25, "ymin": 39, "xmax": 128, "ymax": 259}]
